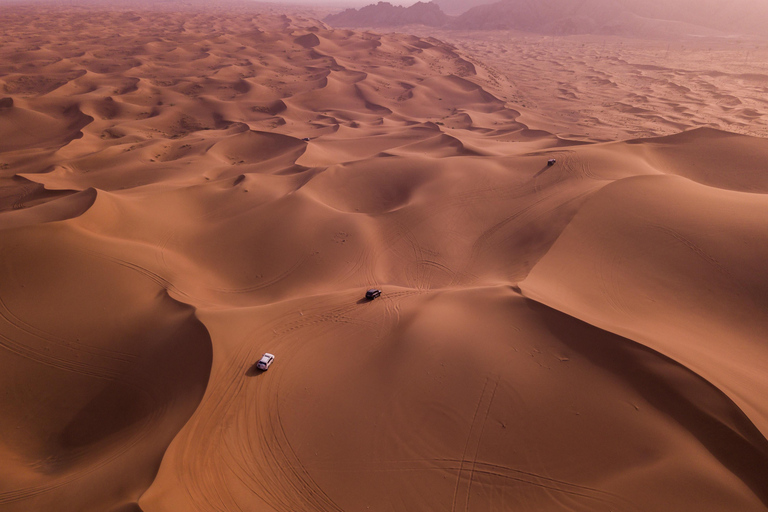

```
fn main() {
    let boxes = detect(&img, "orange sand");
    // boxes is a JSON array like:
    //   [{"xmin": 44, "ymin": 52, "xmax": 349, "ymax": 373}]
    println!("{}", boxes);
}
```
[{"xmin": 0, "ymin": 4, "xmax": 767, "ymax": 512}]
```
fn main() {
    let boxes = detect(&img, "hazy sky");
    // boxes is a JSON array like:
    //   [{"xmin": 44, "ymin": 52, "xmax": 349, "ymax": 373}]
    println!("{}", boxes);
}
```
[{"xmin": 269, "ymin": 0, "xmax": 421, "ymax": 6}]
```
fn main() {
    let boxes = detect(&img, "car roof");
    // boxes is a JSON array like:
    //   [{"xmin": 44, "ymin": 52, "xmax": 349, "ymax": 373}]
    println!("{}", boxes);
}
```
[{"xmin": 262, "ymin": 353, "xmax": 274, "ymax": 359}]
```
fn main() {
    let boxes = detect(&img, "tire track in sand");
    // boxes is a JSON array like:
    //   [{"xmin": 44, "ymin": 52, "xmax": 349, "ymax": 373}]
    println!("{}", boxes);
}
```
[{"xmin": 451, "ymin": 375, "xmax": 498, "ymax": 512}]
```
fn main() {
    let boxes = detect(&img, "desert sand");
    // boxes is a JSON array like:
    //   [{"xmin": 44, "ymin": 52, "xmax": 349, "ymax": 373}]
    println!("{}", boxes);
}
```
[{"xmin": 1, "ymin": 3, "xmax": 767, "ymax": 512}]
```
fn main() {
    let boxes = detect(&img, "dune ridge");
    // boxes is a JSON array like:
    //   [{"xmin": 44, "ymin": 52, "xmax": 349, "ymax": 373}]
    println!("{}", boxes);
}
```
[{"xmin": 1, "ymin": 4, "xmax": 767, "ymax": 512}]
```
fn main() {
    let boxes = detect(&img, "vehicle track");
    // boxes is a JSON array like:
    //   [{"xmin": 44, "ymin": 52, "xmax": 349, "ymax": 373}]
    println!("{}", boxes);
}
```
[
  {"xmin": 653, "ymin": 224, "xmax": 733, "ymax": 278},
  {"xmin": 0, "ymin": 291, "xmax": 137, "ymax": 363},
  {"xmin": 170, "ymin": 293, "xmax": 390, "ymax": 511},
  {"xmin": 211, "ymin": 254, "xmax": 310, "ymax": 294},
  {"xmin": 452, "ymin": 184, "xmax": 598, "ymax": 285},
  {"xmin": 451, "ymin": 376, "xmax": 498, "ymax": 512}
]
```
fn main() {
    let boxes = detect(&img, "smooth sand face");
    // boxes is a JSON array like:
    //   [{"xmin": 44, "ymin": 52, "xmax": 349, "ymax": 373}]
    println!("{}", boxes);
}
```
[{"xmin": 1, "ymin": 4, "xmax": 767, "ymax": 512}]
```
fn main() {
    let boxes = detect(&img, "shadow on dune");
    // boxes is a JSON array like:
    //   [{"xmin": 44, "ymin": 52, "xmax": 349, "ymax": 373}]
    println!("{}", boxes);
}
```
[
  {"xmin": 0, "ymin": 217, "xmax": 214, "ymax": 510},
  {"xmin": 532, "ymin": 164, "xmax": 554, "ymax": 178},
  {"xmin": 54, "ymin": 303, "xmax": 213, "ymax": 458},
  {"xmin": 245, "ymin": 363, "xmax": 267, "ymax": 377},
  {"xmin": 108, "ymin": 502, "xmax": 144, "ymax": 512},
  {"xmin": 0, "ymin": 184, "xmax": 95, "ymax": 227},
  {"xmin": 525, "ymin": 298, "xmax": 768, "ymax": 507}
]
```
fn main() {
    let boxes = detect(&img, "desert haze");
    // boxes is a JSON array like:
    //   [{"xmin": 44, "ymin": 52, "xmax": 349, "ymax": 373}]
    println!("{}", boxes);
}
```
[{"xmin": 1, "ymin": 1, "xmax": 767, "ymax": 512}]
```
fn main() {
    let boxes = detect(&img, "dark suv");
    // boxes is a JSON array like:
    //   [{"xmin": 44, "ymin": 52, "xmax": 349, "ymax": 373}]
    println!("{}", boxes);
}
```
[{"xmin": 365, "ymin": 289, "xmax": 382, "ymax": 300}]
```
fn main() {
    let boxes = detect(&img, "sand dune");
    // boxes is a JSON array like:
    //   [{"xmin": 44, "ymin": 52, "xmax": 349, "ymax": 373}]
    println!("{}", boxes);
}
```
[
  {"xmin": 521, "ymin": 169, "xmax": 768, "ymax": 434},
  {"xmin": 1, "ymin": 3, "xmax": 767, "ymax": 512},
  {"xmin": 403, "ymin": 28, "xmax": 768, "ymax": 142}
]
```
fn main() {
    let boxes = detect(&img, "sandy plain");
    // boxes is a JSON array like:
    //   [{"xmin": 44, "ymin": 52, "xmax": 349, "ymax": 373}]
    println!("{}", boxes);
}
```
[{"xmin": 0, "ymin": 3, "xmax": 767, "ymax": 512}]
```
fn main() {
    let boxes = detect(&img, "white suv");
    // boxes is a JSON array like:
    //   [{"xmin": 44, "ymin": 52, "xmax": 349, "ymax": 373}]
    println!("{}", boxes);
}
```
[{"xmin": 256, "ymin": 353, "xmax": 275, "ymax": 370}]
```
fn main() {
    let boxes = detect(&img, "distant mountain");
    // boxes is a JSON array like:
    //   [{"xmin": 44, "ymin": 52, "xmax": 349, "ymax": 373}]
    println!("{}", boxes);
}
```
[
  {"xmin": 325, "ymin": 0, "xmax": 768, "ymax": 38},
  {"xmin": 621, "ymin": 0, "xmax": 768, "ymax": 37},
  {"xmin": 324, "ymin": 1, "xmax": 450, "ymax": 28},
  {"xmin": 451, "ymin": 0, "xmax": 768, "ymax": 36},
  {"xmin": 432, "ymin": 0, "xmax": 497, "ymax": 16},
  {"xmin": 451, "ymin": 0, "xmax": 623, "ymax": 33}
]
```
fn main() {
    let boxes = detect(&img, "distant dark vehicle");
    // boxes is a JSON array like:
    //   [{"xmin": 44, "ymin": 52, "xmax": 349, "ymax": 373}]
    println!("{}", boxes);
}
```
[
  {"xmin": 256, "ymin": 353, "xmax": 274, "ymax": 371},
  {"xmin": 365, "ymin": 289, "xmax": 382, "ymax": 300},
  {"xmin": 302, "ymin": 137, "xmax": 311, "ymax": 141},
  {"xmin": 547, "ymin": 158, "xmax": 556, "ymax": 166}
]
